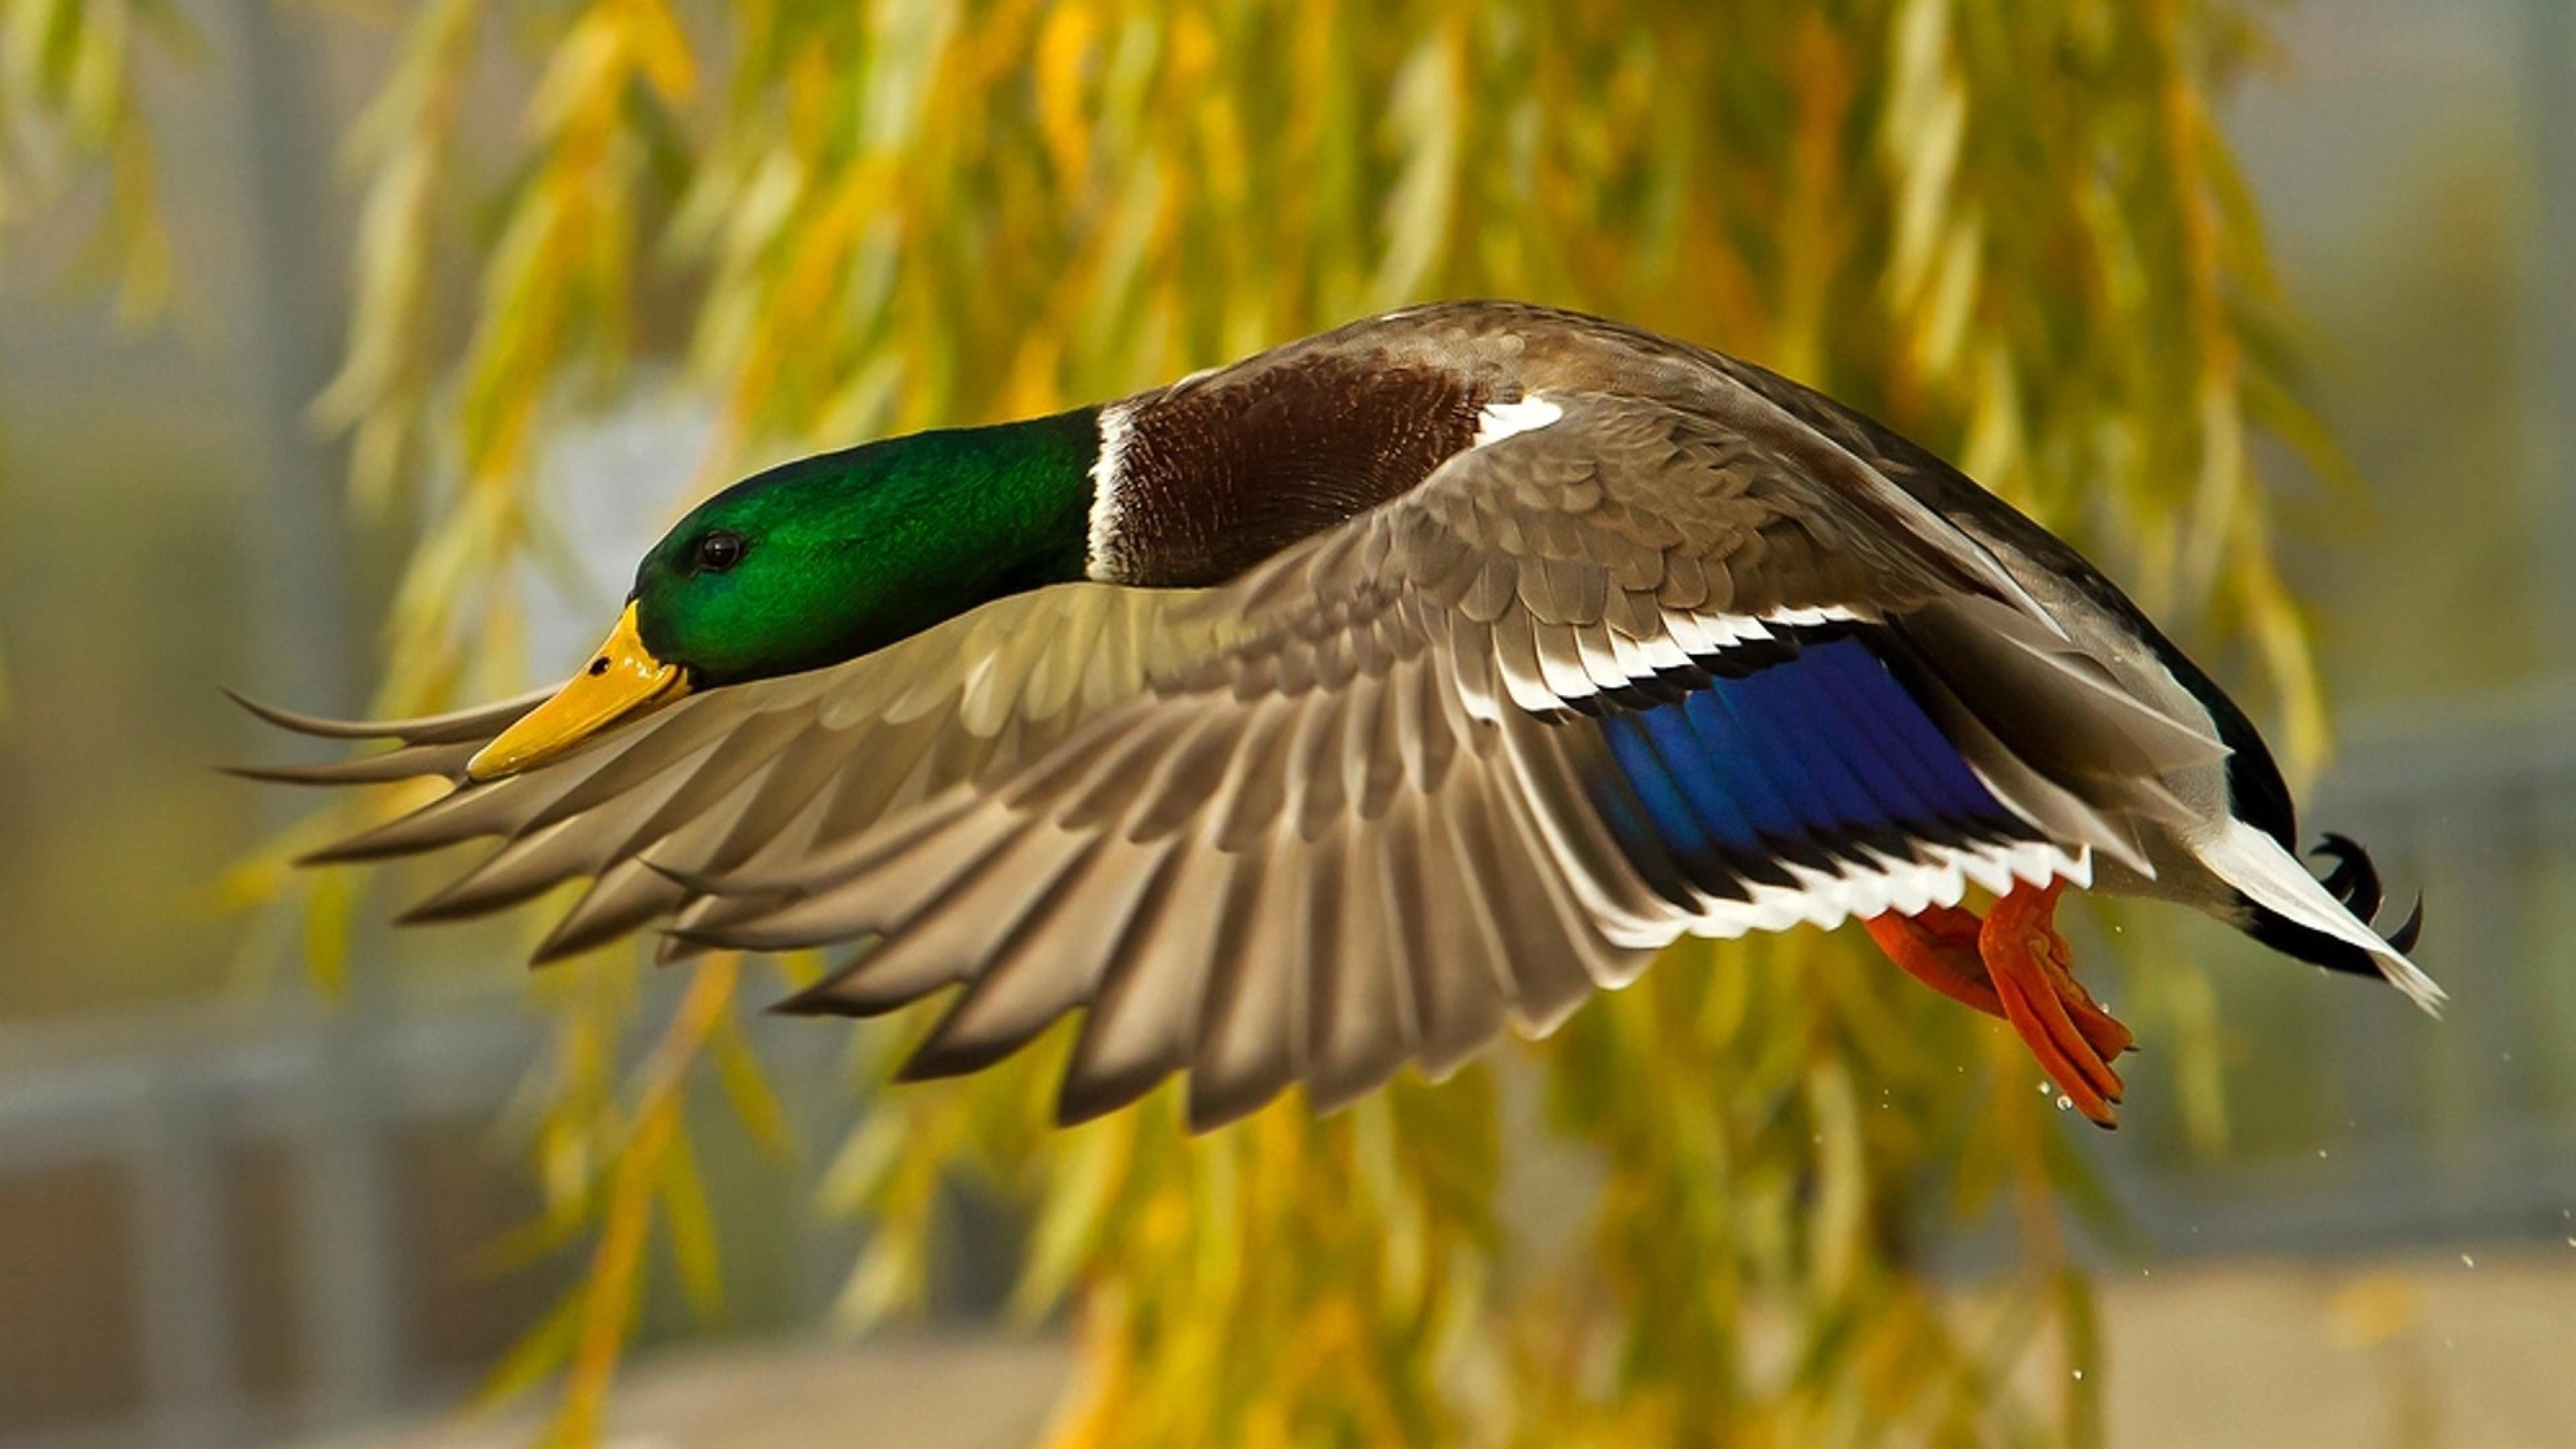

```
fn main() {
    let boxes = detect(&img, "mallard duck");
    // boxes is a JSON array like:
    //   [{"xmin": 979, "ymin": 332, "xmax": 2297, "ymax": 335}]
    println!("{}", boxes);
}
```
[{"xmin": 244, "ymin": 301, "xmax": 2434, "ymax": 1130}]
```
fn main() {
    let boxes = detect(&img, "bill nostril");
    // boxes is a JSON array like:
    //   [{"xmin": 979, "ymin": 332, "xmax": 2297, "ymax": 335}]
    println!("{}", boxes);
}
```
[{"xmin": 588, "ymin": 657, "xmax": 610, "ymax": 677}]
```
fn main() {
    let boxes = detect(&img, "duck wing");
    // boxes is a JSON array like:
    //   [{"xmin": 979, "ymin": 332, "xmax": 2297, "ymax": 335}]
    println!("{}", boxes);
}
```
[{"xmin": 246, "ymin": 583, "xmax": 1246, "ymax": 963}]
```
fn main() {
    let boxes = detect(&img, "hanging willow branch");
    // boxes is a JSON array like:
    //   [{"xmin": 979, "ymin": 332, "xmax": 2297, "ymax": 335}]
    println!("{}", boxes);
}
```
[
  {"xmin": 235, "ymin": 1, "xmax": 2341, "ymax": 1444},
  {"xmin": 0, "ymin": 0, "xmax": 191, "ymax": 726},
  {"xmin": 0, "ymin": 0, "xmax": 186, "ymax": 321}
]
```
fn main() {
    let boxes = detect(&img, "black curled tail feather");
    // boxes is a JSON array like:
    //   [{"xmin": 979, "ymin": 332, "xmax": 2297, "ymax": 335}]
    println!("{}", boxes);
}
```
[
  {"xmin": 2247, "ymin": 833, "xmax": 2425, "ymax": 977},
  {"xmin": 2311, "ymin": 833, "xmax": 2384, "ymax": 922}
]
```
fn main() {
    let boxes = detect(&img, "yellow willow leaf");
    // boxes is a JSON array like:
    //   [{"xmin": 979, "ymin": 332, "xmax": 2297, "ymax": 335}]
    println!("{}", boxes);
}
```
[
  {"xmin": 618, "ymin": 0, "xmax": 696, "ymax": 101},
  {"xmin": 812, "ymin": 349, "xmax": 908, "ymax": 445},
  {"xmin": 1081, "ymin": 148, "xmax": 1167, "ymax": 341},
  {"xmin": 1957, "ymin": 339, "xmax": 2025, "ymax": 488},
  {"xmin": 818, "ymin": 1105, "xmax": 912, "ymax": 1215},
  {"xmin": 2, "ymin": 0, "xmax": 62, "ymax": 96},
  {"xmin": 1012, "ymin": 1116, "xmax": 1130, "ymax": 1322},
  {"xmin": 835, "ymin": 1229, "xmax": 924, "ymax": 1332},
  {"xmin": 1810, "ymin": 940, "xmax": 1927, "ymax": 1077},
  {"xmin": 205, "ymin": 808, "xmax": 348, "ymax": 914},
  {"xmin": 657, "ymin": 1125, "xmax": 726, "ymax": 1320},
  {"xmin": 2243, "ymin": 547, "xmax": 2332, "ymax": 775},
  {"xmin": 1034, "ymin": 0, "xmax": 1099, "ymax": 186},
  {"xmin": 2163, "ymin": 949, "xmax": 2233, "ymax": 1156},
  {"xmin": 2242, "ymin": 364, "xmax": 2359, "ymax": 494},
  {"xmin": 1180, "ymin": 1117, "xmax": 1245, "ymax": 1303},
  {"xmin": 300, "ymin": 868, "xmax": 355, "ymax": 999},
  {"xmin": 550, "ymin": 1102, "xmax": 676, "ymax": 1444},
  {"xmin": 690, "ymin": 272, "xmax": 761, "ymax": 386},
  {"xmin": 1882, "ymin": 0, "xmax": 1962, "ymax": 308},
  {"xmin": 661, "ymin": 140, "xmax": 738, "ymax": 259},
  {"xmin": 339, "ymin": 0, "xmax": 473, "ymax": 162},
  {"xmin": 1917, "ymin": 210, "xmax": 1984, "ymax": 378},
  {"xmin": 2179, "ymin": 376, "xmax": 2249, "ymax": 606},
  {"xmin": 2056, "ymin": 1266, "xmax": 2104, "ymax": 1449},
  {"xmin": 709, "ymin": 1014, "xmax": 796, "ymax": 1158},
  {"xmin": 858, "ymin": 0, "xmax": 959, "ymax": 152},
  {"xmin": 101, "ymin": 120, "xmax": 168, "ymax": 322},
  {"xmin": 525, "ymin": 11, "xmax": 625, "ymax": 140},
  {"xmin": 1370, "ymin": 25, "xmax": 1462, "ymax": 309},
  {"xmin": 765, "ymin": 184, "xmax": 869, "ymax": 352},
  {"xmin": 476, "ymin": 1199, "xmax": 600, "ymax": 1280},
  {"xmin": 67, "ymin": 0, "xmax": 130, "ymax": 144},
  {"xmin": 1195, "ymin": 85, "xmax": 1248, "ymax": 213},
  {"xmin": 315, "ymin": 144, "xmax": 429, "ymax": 419},
  {"xmin": 1806, "ymin": 1061, "xmax": 1868, "ymax": 1300},
  {"xmin": 1000, "ymin": 324, "xmax": 1069, "ymax": 417},
  {"xmin": 715, "ymin": 148, "xmax": 808, "ymax": 274},
  {"xmin": 540, "ymin": 1118, "xmax": 597, "ymax": 1218},
  {"xmin": 475, "ymin": 1287, "xmax": 585, "ymax": 1411}
]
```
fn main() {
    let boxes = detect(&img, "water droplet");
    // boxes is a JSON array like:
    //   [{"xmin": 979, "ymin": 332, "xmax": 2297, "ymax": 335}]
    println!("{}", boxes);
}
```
[
  {"xmin": 2039, "ymin": 1081, "xmax": 2053, "ymax": 1095},
  {"xmin": 2073, "ymin": 1368, "xmax": 2086, "ymax": 1381},
  {"xmin": 2318, "ymin": 1149, "xmax": 2329, "ymax": 1159},
  {"xmin": 2461, "ymin": 1254, "xmax": 2476, "ymax": 1269},
  {"xmin": 2055, "ymin": 1094, "xmax": 2074, "ymax": 1112},
  {"xmin": 2565, "ymin": 1236, "xmax": 2574, "ymax": 1248}
]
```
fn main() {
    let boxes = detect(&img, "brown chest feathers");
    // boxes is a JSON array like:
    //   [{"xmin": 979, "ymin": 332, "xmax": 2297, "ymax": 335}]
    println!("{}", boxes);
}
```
[{"xmin": 1093, "ymin": 356, "xmax": 1487, "ymax": 588}]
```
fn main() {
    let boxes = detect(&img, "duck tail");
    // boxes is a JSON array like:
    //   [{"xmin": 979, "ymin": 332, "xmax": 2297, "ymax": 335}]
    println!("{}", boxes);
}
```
[{"xmin": 2200, "ymin": 819, "xmax": 2441, "ymax": 1016}]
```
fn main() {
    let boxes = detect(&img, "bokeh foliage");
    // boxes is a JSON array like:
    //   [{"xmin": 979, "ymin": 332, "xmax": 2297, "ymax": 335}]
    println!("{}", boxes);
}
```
[
  {"xmin": 0, "ymin": 0, "xmax": 180, "ymax": 321},
  {"xmin": 0, "ymin": 0, "xmax": 188, "ymax": 727},
  {"xmin": 215, "ymin": 0, "xmax": 2330, "ymax": 1444}
]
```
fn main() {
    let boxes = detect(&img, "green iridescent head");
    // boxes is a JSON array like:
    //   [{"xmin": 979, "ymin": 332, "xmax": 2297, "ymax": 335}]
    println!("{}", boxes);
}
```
[
  {"xmin": 466, "ymin": 407, "xmax": 1099, "ymax": 780},
  {"xmin": 633, "ymin": 407, "xmax": 1099, "ymax": 686}
]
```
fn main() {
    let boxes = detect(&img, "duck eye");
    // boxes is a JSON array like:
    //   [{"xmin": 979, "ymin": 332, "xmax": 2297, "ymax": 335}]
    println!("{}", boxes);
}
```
[{"xmin": 694, "ymin": 529, "xmax": 745, "ymax": 574}]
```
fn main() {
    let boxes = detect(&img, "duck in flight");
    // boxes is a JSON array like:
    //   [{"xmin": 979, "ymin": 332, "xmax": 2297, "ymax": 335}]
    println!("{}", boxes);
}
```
[{"xmin": 242, "ymin": 302, "xmax": 2434, "ymax": 1131}]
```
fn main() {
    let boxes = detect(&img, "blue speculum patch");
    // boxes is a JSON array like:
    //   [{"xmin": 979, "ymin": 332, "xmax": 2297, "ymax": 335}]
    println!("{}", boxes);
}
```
[{"xmin": 1593, "ymin": 632, "xmax": 2032, "ymax": 904}]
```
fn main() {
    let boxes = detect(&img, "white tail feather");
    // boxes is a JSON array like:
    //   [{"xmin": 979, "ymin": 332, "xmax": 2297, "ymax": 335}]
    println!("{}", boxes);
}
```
[{"xmin": 2199, "ymin": 820, "xmax": 2445, "ymax": 1016}]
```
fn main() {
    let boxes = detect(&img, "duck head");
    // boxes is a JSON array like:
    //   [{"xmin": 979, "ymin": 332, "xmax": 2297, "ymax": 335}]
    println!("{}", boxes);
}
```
[{"xmin": 466, "ymin": 407, "xmax": 1102, "ymax": 781}]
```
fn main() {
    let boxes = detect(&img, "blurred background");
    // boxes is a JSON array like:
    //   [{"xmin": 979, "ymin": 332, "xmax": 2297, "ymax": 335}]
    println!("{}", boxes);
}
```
[{"xmin": 1, "ymin": 1, "xmax": 2572, "ymax": 1446}]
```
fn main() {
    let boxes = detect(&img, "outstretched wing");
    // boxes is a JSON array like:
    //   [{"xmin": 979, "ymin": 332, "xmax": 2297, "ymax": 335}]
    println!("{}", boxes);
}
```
[
  {"xmin": 244, "ymin": 584, "xmax": 1242, "ymax": 963},
  {"xmin": 662, "ymin": 392, "xmax": 2223, "ymax": 1127}
]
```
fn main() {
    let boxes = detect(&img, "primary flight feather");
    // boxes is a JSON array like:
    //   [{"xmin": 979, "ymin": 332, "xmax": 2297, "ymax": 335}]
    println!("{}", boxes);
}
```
[{"xmin": 244, "ymin": 302, "xmax": 2434, "ymax": 1131}]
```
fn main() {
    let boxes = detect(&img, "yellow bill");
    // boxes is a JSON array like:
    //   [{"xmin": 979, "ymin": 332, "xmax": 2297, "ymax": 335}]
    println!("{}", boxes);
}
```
[{"xmin": 466, "ymin": 602, "xmax": 690, "ymax": 781}]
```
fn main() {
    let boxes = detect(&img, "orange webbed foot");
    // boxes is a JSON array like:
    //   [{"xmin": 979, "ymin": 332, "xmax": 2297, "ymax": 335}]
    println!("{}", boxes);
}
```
[
  {"xmin": 1866, "ymin": 879, "xmax": 2137, "ymax": 1128},
  {"xmin": 1864, "ymin": 904, "xmax": 2002, "ymax": 1018},
  {"xmin": 1979, "ymin": 878, "xmax": 2132, "ymax": 1128}
]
